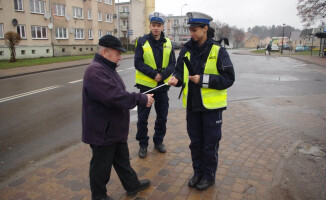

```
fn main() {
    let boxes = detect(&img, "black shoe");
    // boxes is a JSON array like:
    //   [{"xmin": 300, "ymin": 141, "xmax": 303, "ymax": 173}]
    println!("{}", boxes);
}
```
[
  {"xmin": 154, "ymin": 143, "xmax": 166, "ymax": 153},
  {"xmin": 195, "ymin": 178, "xmax": 215, "ymax": 191},
  {"xmin": 139, "ymin": 146, "xmax": 147, "ymax": 158},
  {"xmin": 127, "ymin": 179, "xmax": 150, "ymax": 196},
  {"xmin": 99, "ymin": 196, "xmax": 113, "ymax": 200},
  {"xmin": 188, "ymin": 175, "xmax": 201, "ymax": 188}
]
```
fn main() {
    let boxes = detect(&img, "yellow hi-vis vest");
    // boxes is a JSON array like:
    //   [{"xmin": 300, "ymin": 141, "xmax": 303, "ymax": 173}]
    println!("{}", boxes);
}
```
[
  {"xmin": 135, "ymin": 37, "xmax": 172, "ymax": 88},
  {"xmin": 182, "ymin": 44, "xmax": 227, "ymax": 109}
]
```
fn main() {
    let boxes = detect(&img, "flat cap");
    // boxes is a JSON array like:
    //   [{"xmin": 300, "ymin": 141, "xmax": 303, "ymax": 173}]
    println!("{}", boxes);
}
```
[
  {"xmin": 148, "ymin": 12, "xmax": 166, "ymax": 24},
  {"xmin": 99, "ymin": 34, "xmax": 126, "ymax": 52},
  {"xmin": 186, "ymin": 12, "xmax": 213, "ymax": 27}
]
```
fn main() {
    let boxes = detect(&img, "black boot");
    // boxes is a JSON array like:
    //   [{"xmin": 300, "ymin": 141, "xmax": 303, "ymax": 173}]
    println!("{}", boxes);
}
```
[
  {"xmin": 195, "ymin": 178, "xmax": 215, "ymax": 191},
  {"xmin": 139, "ymin": 146, "xmax": 147, "ymax": 158},
  {"xmin": 154, "ymin": 143, "xmax": 166, "ymax": 153},
  {"xmin": 188, "ymin": 175, "xmax": 201, "ymax": 188},
  {"xmin": 127, "ymin": 179, "xmax": 150, "ymax": 196}
]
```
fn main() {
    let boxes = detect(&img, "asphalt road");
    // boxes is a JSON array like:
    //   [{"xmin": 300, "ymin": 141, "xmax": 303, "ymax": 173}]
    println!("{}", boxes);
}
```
[{"xmin": 1, "ymin": 51, "xmax": 326, "ymax": 183}]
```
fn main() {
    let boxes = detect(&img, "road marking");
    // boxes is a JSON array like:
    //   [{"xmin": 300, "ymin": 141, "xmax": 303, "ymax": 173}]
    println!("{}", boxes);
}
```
[
  {"xmin": 127, "ymin": 67, "xmax": 135, "ymax": 70},
  {"xmin": 69, "ymin": 79, "xmax": 83, "ymax": 84},
  {"xmin": 117, "ymin": 70, "xmax": 124, "ymax": 72},
  {"xmin": 0, "ymin": 85, "xmax": 62, "ymax": 103}
]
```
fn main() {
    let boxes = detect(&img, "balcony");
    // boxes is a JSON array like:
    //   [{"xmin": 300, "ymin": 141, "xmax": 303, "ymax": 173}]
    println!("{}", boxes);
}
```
[{"xmin": 119, "ymin": 12, "xmax": 129, "ymax": 19}]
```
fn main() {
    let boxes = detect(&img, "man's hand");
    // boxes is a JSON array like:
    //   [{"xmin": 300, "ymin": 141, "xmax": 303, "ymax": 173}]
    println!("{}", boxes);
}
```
[
  {"xmin": 146, "ymin": 94, "xmax": 154, "ymax": 107},
  {"xmin": 154, "ymin": 74, "xmax": 162, "ymax": 82},
  {"xmin": 168, "ymin": 76, "xmax": 178, "ymax": 86},
  {"xmin": 189, "ymin": 75, "xmax": 200, "ymax": 84}
]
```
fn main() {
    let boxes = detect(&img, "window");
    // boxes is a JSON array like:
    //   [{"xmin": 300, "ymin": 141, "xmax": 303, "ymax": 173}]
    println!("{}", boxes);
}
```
[
  {"xmin": 106, "ymin": 31, "xmax": 113, "ymax": 35},
  {"xmin": 32, "ymin": 50, "xmax": 36, "ymax": 54},
  {"xmin": 14, "ymin": 0, "xmax": 24, "ymax": 11},
  {"xmin": 104, "ymin": 0, "xmax": 112, "ymax": 5},
  {"xmin": 0, "ymin": 51, "xmax": 4, "ymax": 56},
  {"xmin": 54, "ymin": 3, "xmax": 65, "ymax": 16},
  {"xmin": 31, "ymin": 26, "xmax": 47, "ymax": 39},
  {"xmin": 174, "ymin": 19, "xmax": 179, "ymax": 25},
  {"xmin": 17, "ymin": 25, "xmax": 26, "ymax": 39},
  {"xmin": 183, "ymin": 27, "xmax": 189, "ymax": 34},
  {"xmin": 0, "ymin": 23, "xmax": 4, "ymax": 38},
  {"xmin": 98, "ymin": 30, "xmax": 102, "ymax": 38},
  {"xmin": 123, "ymin": 20, "xmax": 128, "ymax": 26},
  {"xmin": 46, "ymin": 49, "xmax": 49, "ymax": 53},
  {"xmin": 87, "ymin": 9, "xmax": 92, "ymax": 20},
  {"xmin": 30, "ymin": 0, "xmax": 46, "ymax": 14},
  {"xmin": 21, "ymin": 50, "xmax": 25, "ymax": 54},
  {"xmin": 97, "ymin": 0, "xmax": 101, "ymax": 2},
  {"xmin": 98, "ymin": 11, "xmax": 102, "ymax": 21},
  {"xmin": 184, "ymin": 19, "xmax": 188, "ymax": 24},
  {"xmin": 73, "ymin": 7, "xmax": 83, "ymax": 19},
  {"xmin": 105, "ymin": 13, "xmax": 112, "ymax": 23},
  {"xmin": 122, "ymin": 6, "xmax": 128, "ymax": 12},
  {"xmin": 74, "ymin": 28, "xmax": 84, "ymax": 39},
  {"xmin": 88, "ymin": 29, "xmax": 93, "ymax": 39},
  {"xmin": 55, "ymin": 27, "xmax": 68, "ymax": 39}
]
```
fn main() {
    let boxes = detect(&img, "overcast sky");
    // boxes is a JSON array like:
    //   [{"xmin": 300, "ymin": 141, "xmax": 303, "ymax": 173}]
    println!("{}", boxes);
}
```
[
  {"xmin": 117, "ymin": 0, "xmax": 304, "ymax": 30},
  {"xmin": 156, "ymin": 0, "xmax": 304, "ymax": 30}
]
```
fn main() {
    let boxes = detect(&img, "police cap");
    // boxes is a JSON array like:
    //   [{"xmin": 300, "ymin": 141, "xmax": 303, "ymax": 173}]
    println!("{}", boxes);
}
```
[
  {"xmin": 148, "ymin": 12, "xmax": 166, "ymax": 24},
  {"xmin": 98, "ymin": 34, "xmax": 126, "ymax": 52},
  {"xmin": 186, "ymin": 12, "xmax": 213, "ymax": 27}
]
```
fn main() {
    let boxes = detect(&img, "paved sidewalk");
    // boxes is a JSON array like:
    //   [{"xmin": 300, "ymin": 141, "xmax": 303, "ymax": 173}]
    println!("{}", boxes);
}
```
[{"xmin": 1, "ymin": 93, "xmax": 325, "ymax": 200}]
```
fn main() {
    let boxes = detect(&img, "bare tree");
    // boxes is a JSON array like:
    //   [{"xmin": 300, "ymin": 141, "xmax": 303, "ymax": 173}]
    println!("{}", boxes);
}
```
[
  {"xmin": 297, "ymin": 0, "xmax": 326, "ymax": 27},
  {"xmin": 234, "ymin": 29, "xmax": 245, "ymax": 48},
  {"xmin": 218, "ymin": 24, "xmax": 231, "ymax": 39},
  {"xmin": 4, "ymin": 31, "xmax": 21, "ymax": 62}
]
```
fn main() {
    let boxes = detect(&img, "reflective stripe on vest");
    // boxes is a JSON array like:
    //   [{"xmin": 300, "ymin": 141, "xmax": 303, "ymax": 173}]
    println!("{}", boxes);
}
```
[
  {"xmin": 135, "ymin": 37, "xmax": 172, "ymax": 88},
  {"xmin": 182, "ymin": 44, "xmax": 227, "ymax": 109}
]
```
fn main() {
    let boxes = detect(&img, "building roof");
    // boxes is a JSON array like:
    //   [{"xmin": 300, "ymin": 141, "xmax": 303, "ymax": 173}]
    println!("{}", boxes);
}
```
[{"xmin": 291, "ymin": 31, "xmax": 301, "ymax": 40}]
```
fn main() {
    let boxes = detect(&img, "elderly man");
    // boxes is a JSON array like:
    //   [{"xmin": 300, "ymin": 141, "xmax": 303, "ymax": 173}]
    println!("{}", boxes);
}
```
[{"xmin": 82, "ymin": 35, "xmax": 154, "ymax": 200}]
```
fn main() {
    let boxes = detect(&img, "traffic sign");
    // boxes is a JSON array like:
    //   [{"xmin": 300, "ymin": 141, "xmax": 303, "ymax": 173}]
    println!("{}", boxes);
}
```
[{"xmin": 128, "ymin": 30, "xmax": 133, "ymax": 35}]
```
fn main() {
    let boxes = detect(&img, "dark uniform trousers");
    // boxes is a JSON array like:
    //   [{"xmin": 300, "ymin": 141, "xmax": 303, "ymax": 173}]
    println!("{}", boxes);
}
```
[
  {"xmin": 89, "ymin": 143, "xmax": 140, "ymax": 200},
  {"xmin": 136, "ymin": 88, "xmax": 169, "ymax": 147},
  {"xmin": 186, "ymin": 109, "xmax": 223, "ymax": 181}
]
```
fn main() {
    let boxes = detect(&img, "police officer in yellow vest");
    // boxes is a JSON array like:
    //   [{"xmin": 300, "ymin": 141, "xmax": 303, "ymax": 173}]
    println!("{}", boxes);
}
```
[
  {"xmin": 168, "ymin": 12, "xmax": 235, "ymax": 191},
  {"xmin": 134, "ymin": 12, "xmax": 176, "ymax": 158}
]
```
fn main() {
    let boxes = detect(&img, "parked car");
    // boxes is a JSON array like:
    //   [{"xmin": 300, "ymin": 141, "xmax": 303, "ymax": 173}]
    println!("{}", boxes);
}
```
[
  {"xmin": 271, "ymin": 44, "xmax": 279, "ymax": 51},
  {"xmin": 282, "ymin": 44, "xmax": 290, "ymax": 50},
  {"xmin": 295, "ymin": 44, "xmax": 310, "ymax": 52},
  {"xmin": 172, "ymin": 41, "xmax": 182, "ymax": 49}
]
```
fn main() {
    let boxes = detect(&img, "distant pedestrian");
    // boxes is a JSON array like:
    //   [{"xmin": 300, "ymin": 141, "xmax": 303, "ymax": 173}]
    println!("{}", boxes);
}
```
[
  {"xmin": 82, "ymin": 34, "xmax": 154, "ymax": 200},
  {"xmin": 257, "ymin": 44, "xmax": 260, "ymax": 50},
  {"xmin": 266, "ymin": 44, "xmax": 271, "ymax": 55},
  {"xmin": 169, "ymin": 11, "xmax": 235, "ymax": 191}
]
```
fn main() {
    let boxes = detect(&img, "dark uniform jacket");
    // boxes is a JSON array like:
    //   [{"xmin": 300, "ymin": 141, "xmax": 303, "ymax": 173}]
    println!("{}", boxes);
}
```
[
  {"xmin": 82, "ymin": 53, "xmax": 148, "ymax": 145},
  {"xmin": 173, "ymin": 38, "xmax": 235, "ymax": 111},
  {"xmin": 134, "ymin": 32, "xmax": 176, "ymax": 92}
]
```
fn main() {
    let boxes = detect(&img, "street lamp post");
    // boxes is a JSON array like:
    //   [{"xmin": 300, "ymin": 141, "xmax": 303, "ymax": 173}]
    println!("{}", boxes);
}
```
[
  {"xmin": 281, "ymin": 23, "xmax": 285, "ymax": 54},
  {"xmin": 181, "ymin": 4, "xmax": 187, "ymax": 16}
]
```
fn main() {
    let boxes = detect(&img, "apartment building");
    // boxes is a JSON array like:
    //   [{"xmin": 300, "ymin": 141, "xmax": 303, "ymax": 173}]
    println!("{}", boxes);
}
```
[
  {"xmin": 165, "ymin": 15, "xmax": 190, "ymax": 42},
  {"xmin": 115, "ymin": 0, "xmax": 154, "ymax": 45},
  {"xmin": 0, "ymin": 0, "xmax": 116, "ymax": 60}
]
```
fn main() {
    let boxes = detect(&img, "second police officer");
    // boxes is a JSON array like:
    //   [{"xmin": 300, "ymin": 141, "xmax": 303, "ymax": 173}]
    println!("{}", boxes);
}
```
[
  {"xmin": 168, "ymin": 12, "xmax": 235, "ymax": 191},
  {"xmin": 134, "ymin": 12, "xmax": 176, "ymax": 158}
]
